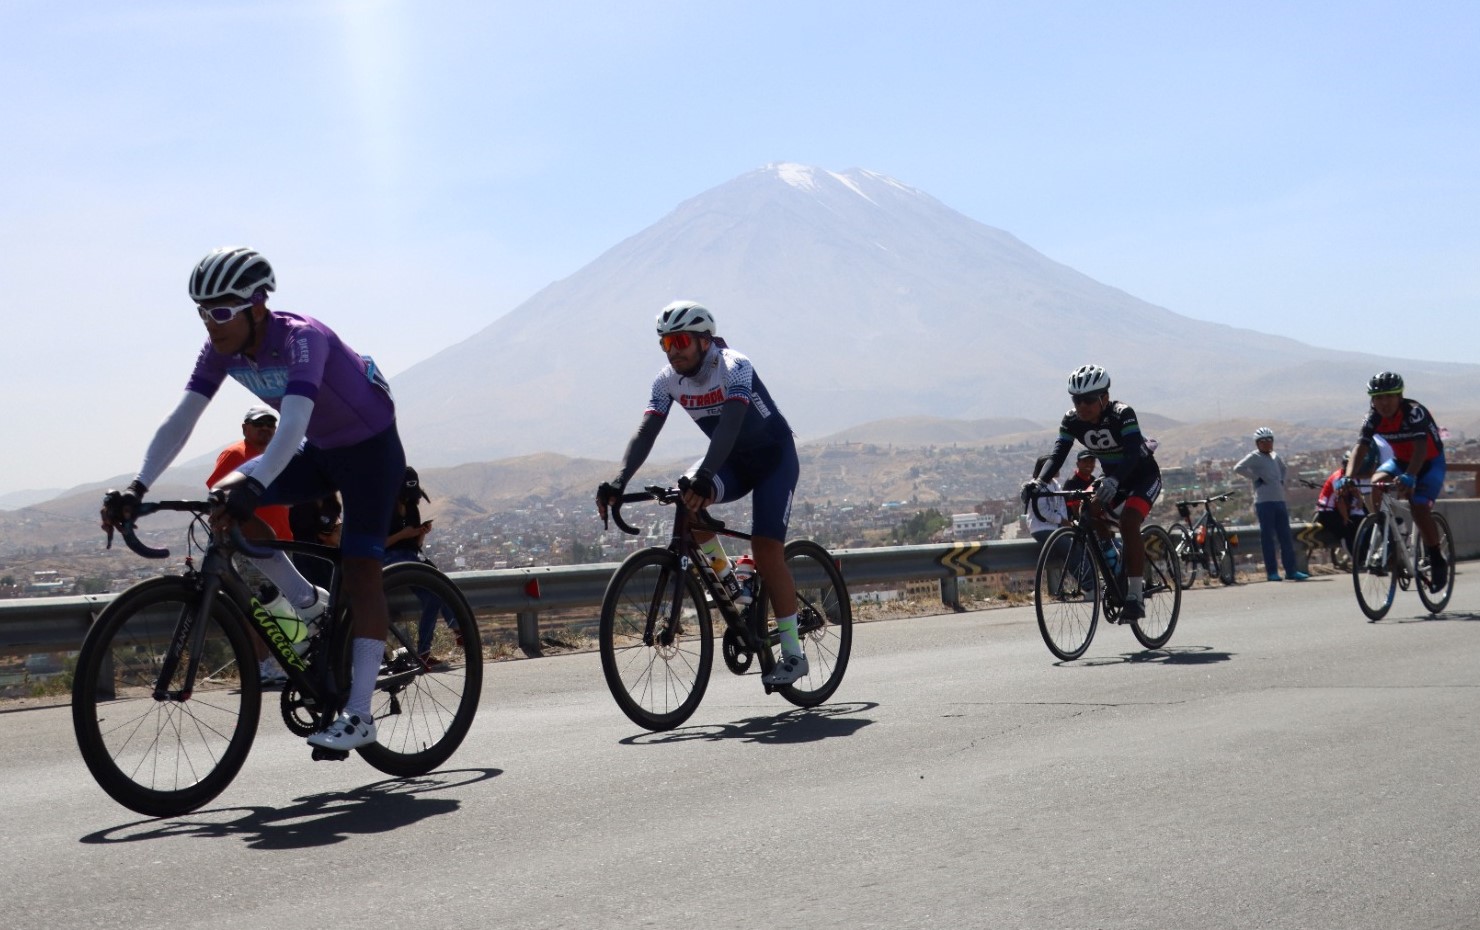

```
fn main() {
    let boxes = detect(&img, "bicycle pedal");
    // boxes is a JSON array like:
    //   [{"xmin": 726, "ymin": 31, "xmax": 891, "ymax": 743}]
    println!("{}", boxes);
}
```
[{"xmin": 311, "ymin": 747, "xmax": 350, "ymax": 762}]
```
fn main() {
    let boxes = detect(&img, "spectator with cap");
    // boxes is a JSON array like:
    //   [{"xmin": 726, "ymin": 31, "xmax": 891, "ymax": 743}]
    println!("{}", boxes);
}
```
[
  {"xmin": 1234, "ymin": 427, "xmax": 1309, "ymax": 582},
  {"xmin": 207, "ymin": 404, "xmax": 298, "ymax": 684}
]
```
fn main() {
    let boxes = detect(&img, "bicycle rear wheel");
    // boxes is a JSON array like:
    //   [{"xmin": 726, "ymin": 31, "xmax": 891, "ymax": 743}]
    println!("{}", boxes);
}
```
[
  {"xmin": 1035, "ymin": 528, "xmax": 1099, "ymax": 661},
  {"xmin": 1352, "ymin": 513, "xmax": 1397, "ymax": 621},
  {"xmin": 1132, "ymin": 525, "xmax": 1181, "ymax": 650},
  {"xmin": 1168, "ymin": 524, "xmax": 1201, "ymax": 586},
  {"xmin": 71, "ymin": 576, "xmax": 260, "ymax": 818},
  {"xmin": 357, "ymin": 562, "xmax": 483, "ymax": 777},
  {"xmin": 1417, "ymin": 512, "xmax": 1455, "ymax": 614},
  {"xmin": 759, "ymin": 540, "xmax": 853, "ymax": 708},
  {"xmin": 598, "ymin": 548, "xmax": 713, "ymax": 731}
]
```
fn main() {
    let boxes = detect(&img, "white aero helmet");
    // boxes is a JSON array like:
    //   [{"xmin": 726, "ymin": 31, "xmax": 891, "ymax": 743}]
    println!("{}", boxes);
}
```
[
  {"xmin": 189, "ymin": 247, "xmax": 276, "ymax": 302},
  {"xmin": 655, "ymin": 300, "xmax": 716, "ymax": 336},
  {"xmin": 1066, "ymin": 364, "xmax": 1111, "ymax": 396},
  {"xmin": 1253, "ymin": 427, "xmax": 1274, "ymax": 441}
]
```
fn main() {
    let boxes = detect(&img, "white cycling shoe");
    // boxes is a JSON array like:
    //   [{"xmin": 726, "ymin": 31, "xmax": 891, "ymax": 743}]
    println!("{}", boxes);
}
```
[
  {"xmin": 763, "ymin": 653, "xmax": 809, "ymax": 686},
  {"xmin": 307, "ymin": 712, "xmax": 377, "ymax": 750}
]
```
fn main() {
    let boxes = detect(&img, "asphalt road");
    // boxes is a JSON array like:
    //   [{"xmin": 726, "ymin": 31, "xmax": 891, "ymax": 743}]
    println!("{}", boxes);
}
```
[{"xmin": 4, "ymin": 571, "xmax": 1478, "ymax": 930}]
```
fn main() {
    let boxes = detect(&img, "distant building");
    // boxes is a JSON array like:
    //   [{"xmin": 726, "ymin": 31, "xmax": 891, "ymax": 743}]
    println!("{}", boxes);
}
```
[{"xmin": 951, "ymin": 512, "xmax": 996, "ymax": 539}]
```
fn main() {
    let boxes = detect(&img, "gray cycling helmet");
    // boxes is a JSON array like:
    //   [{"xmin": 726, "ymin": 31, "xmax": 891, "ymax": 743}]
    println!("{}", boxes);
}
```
[
  {"xmin": 1066, "ymin": 364, "xmax": 1111, "ymax": 396},
  {"xmin": 189, "ymin": 247, "xmax": 276, "ymax": 302},
  {"xmin": 1367, "ymin": 371, "xmax": 1404, "ymax": 396},
  {"xmin": 1253, "ymin": 427, "xmax": 1274, "ymax": 441},
  {"xmin": 655, "ymin": 300, "xmax": 716, "ymax": 336}
]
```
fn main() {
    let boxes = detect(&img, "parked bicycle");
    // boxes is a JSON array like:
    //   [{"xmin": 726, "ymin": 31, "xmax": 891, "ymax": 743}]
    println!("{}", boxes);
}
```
[
  {"xmin": 1026, "ymin": 487, "xmax": 1182, "ymax": 661},
  {"xmin": 600, "ymin": 484, "xmax": 852, "ymax": 731},
  {"xmin": 1169, "ymin": 492, "xmax": 1238, "ymax": 585},
  {"xmin": 1349, "ymin": 482, "xmax": 1455, "ymax": 620},
  {"xmin": 72, "ymin": 499, "xmax": 483, "ymax": 817}
]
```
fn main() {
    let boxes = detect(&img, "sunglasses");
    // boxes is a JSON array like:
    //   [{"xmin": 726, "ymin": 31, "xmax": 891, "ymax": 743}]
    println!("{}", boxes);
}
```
[
  {"xmin": 659, "ymin": 332, "xmax": 699, "ymax": 352},
  {"xmin": 1071, "ymin": 394, "xmax": 1102, "ymax": 407},
  {"xmin": 197, "ymin": 300, "xmax": 254, "ymax": 324}
]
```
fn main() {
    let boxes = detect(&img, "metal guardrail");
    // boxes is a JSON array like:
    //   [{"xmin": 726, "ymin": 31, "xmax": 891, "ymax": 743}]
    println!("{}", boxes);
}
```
[{"xmin": 5, "ymin": 498, "xmax": 1475, "ymax": 660}]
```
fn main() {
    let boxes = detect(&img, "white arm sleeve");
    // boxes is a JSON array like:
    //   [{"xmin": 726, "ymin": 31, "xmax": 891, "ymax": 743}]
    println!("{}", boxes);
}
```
[
  {"xmin": 136, "ymin": 391, "xmax": 211, "ymax": 488},
  {"xmin": 244, "ymin": 393, "xmax": 314, "ymax": 489}
]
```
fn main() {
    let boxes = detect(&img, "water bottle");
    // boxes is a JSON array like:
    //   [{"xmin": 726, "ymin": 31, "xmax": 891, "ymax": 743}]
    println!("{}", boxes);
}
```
[
  {"xmin": 733, "ymin": 553, "xmax": 756, "ymax": 606},
  {"xmin": 251, "ymin": 584, "xmax": 313, "ymax": 656},
  {"xmin": 1102, "ymin": 538, "xmax": 1122, "ymax": 576}
]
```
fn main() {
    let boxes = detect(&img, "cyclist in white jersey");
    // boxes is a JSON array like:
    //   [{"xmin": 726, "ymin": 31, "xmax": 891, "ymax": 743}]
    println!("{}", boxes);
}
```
[{"xmin": 596, "ymin": 301, "xmax": 808, "ymax": 685}]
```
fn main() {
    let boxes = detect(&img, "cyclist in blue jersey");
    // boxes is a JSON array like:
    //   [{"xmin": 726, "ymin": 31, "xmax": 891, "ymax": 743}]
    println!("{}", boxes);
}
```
[
  {"xmin": 1339, "ymin": 371, "xmax": 1448, "ymax": 591},
  {"xmin": 1022, "ymin": 364, "xmax": 1162, "ymax": 622},
  {"xmin": 595, "ymin": 301, "xmax": 808, "ymax": 685},
  {"xmin": 100, "ymin": 246, "xmax": 404, "ymax": 750}
]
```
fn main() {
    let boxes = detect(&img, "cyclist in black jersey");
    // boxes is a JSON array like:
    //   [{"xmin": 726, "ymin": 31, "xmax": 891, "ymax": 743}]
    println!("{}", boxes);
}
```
[{"xmin": 1023, "ymin": 364, "xmax": 1162, "ymax": 622}]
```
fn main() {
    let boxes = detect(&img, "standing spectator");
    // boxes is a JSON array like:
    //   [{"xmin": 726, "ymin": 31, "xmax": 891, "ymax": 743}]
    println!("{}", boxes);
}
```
[
  {"xmin": 1234, "ymin": 428, "xmax": 1309, "ymax": 581},
  {"xmin": 1026, "ymin": 455, "xmax": 1069, "ymax": 548},
  {"xmin": 207, "ymin": 404, "xmax": 292, "ymax": 541},
  {"xmin": 207, "ymin": 404, "xmax": 296, "ymax": 684},
  {"xmin": 384, "ymin": 466, "xmax": 460, "ymax": 662}
]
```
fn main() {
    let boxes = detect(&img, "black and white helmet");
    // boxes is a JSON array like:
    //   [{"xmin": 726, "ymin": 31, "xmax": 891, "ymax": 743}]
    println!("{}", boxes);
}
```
[
  {"xmin": 1367, "ymin": 371, "xmax": 1404, "ymax": 396},
  {"xmin": 1066, "ymin": 364, "xmax": 1111, "ymax": 396},
  {"xmin": 189, "ymin": 247, "xmax": 276, "ymax": 302},
  {"xmin": 655, "ymin": 300, "xmax": 716, "ymax": 336},
  {"xmin": 1253, "ymin": 427, "xmax": 1274, "ymax": 441}
]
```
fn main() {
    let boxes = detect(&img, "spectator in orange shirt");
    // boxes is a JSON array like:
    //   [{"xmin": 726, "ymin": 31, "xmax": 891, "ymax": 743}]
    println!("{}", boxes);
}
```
[{"xmin": 207, "ymin": 404, "xmax": 297, "ymax": 684}]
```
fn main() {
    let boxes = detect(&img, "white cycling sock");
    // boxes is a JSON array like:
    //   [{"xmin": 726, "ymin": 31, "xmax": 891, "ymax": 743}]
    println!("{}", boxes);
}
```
[
  {"xmin": 347, "ymin": 637, "xmax": 382, "ymax": 720},
  {"xmin": 1126, "ymin": 577, "xmax": 1144, "ymax": 602},
  {"xmin": 250, "ymin": 550, "xmax": 316, "ymax": 609}
]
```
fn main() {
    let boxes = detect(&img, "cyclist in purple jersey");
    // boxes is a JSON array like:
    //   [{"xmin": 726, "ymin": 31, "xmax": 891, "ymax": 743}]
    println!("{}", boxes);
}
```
[
  {"xmin": 99, "ymin": 247, "xmax": 404, "ymax": 751},
  {"xmin": 596, "ymin": 300, "xmax": 809, "ymax": 685}
]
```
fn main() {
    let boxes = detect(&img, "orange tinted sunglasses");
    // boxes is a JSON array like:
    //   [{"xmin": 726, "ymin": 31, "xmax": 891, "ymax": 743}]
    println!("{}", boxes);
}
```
[{"xmin": 659, "ymin": 332, "xmax": 696, "ymax": 352}]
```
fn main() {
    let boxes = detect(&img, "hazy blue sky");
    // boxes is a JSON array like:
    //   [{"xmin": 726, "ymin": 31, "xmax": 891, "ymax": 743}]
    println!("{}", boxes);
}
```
[{"xmin": 3, "ymin": 1, "xmax": 1477, "ymax": 495}]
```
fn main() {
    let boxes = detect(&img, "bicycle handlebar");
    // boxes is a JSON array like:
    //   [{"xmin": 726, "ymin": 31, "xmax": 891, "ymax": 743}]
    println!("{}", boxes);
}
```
[
  {"xmin": 108, "ymin": 499, "xmax": 275, "ymax": 560},
  {"xmin": 607, "ymin": 485, "xmax": 729, "ymax": 537},
  {"xmin": 1172, "ymin": 491, "xmax": 1237, "ymax": 508},
  {"xmin": 1023, "ymin": 487, "xmax": 1093, "ymax": 525}
]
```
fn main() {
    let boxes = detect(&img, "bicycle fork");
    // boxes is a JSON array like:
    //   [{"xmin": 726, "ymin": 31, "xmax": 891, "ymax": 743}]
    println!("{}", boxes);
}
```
[{"xmin": 155, "ymin": 575, "xmax": 217, "ymax": 703}]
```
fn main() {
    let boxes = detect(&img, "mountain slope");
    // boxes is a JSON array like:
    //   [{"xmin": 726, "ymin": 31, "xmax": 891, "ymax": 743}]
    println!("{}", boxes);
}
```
[{"xmin": 388, "ymin": 163, "xmax": 1478, "ymax": 468}]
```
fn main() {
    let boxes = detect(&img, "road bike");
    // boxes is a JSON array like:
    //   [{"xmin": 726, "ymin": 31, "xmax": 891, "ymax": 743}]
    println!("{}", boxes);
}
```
[
  {"xmin": 1349, "ymin": 483, "xmax": 1455, "ymax": 621},
  {"xmin": 72, "ymin": 499, "xmax": 483, "ymax": 817},
  {"xmin": 1168, "ymin": 492, "xmax": 1238, "ymax": 585},
  {"xmin": 599, "ymin": 484, "xmax": 852, "ymax": 731},
  {"xmin": 1026, "ymin": 487, "xmax": 1182, "ymax": 661}
]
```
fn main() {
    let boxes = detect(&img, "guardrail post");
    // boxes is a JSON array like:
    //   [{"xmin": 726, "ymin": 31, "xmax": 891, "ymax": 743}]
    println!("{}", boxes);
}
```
[
  {"xmin": 516, "ymin": 610, "xmax": 541, "ymax": 657},
  {"xmin": 940, "ymin": 576, "xmax": 963, "ymax": 613}
]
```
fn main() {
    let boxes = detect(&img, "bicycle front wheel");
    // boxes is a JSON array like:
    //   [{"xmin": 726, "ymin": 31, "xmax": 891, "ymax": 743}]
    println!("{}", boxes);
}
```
[
  {"xmin": 1035, "ymin": 528, "xmax": 1100, "ymax": 661},
  {"xmin": 357, "ymin": 562, "xmax": 483, "ymax": 777},
  {"xmin": 1168, "ymin": 524, "xmax": 1201, "ymax": 586},
  {"xmin": 1417, "ymin": 512, "xmax": 1455, "ymax": 614},
  {"xmin": 71, "ymin": 576, "xmax": 260, "ymax": 818},
  {"xmin": 1352, "ymin": 513, "xmax": 1397, "ymax": 621},
  {"xmin": 598, "ymin": 548, "xmax": 713, "ymax": 731},
  {"xmin": 764, "ymin": 540, "xmax": 853, "ymax": 708},
  {"xmin": 1209, "ymin": 525, "xmax": 1237, "ymax": 585},
  {"xmin": 1133, "ymin": 525, "xmax": 1181, "ymax": 650}
]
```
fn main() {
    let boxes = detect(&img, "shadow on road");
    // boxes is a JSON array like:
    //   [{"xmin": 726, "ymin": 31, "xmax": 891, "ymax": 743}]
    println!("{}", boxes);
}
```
[
  {"xmin": 620, "ymin": 701, "xmax": 878, "ymax": 747},
  {"xmin": 1377, "ymin": 610, "xmax": 1480, "ymax": 624},
  {"xmin": 78, "ymin": 767, "xmax": 501, "ymax": 849},
  {"xmin": 1072, "ymin": 645, "xmax": 1234, "ymax": 668}
]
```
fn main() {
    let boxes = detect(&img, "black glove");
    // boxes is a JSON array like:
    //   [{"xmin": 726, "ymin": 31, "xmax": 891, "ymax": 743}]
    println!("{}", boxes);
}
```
[
  {"xmin": 101, "ymin": 479, "xmax": 147, "ymax": 527},
  {"xmin": 222, "ymin": 476, "xmax": 266, "ymax": 521},
  {"xmin": 597, "ymin": 480, "xmax": 625, "ymax": 507},
  {"xmin": 1019, "ymin": 479, "xmax": 1044, "ymax": 507},
  {"xmin": 688, "ymin": 469, "xmax": 716, "ymax": 503}
]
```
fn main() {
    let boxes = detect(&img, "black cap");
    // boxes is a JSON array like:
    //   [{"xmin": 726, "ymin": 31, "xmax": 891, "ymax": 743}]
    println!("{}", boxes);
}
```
[{"xmin": 403, "ymin": 466, "xmax": 430, "ymax": 502}]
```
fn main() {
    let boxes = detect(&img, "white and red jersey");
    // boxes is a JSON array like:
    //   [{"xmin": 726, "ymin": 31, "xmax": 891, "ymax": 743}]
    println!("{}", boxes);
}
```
[{"xmin": 644, "ymin": 342, "xmax": 792, "ymax": 465}]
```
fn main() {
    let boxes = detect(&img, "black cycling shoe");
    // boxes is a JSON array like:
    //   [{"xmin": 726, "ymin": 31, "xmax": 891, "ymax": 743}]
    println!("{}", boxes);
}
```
[
  {"xmin": 1430, "ymin": 556, "xmax": 1448, "ymax": 593},
  {"xmin": 1120, "ymin": 599, "xmax": 1145, "ymax": 622}
]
